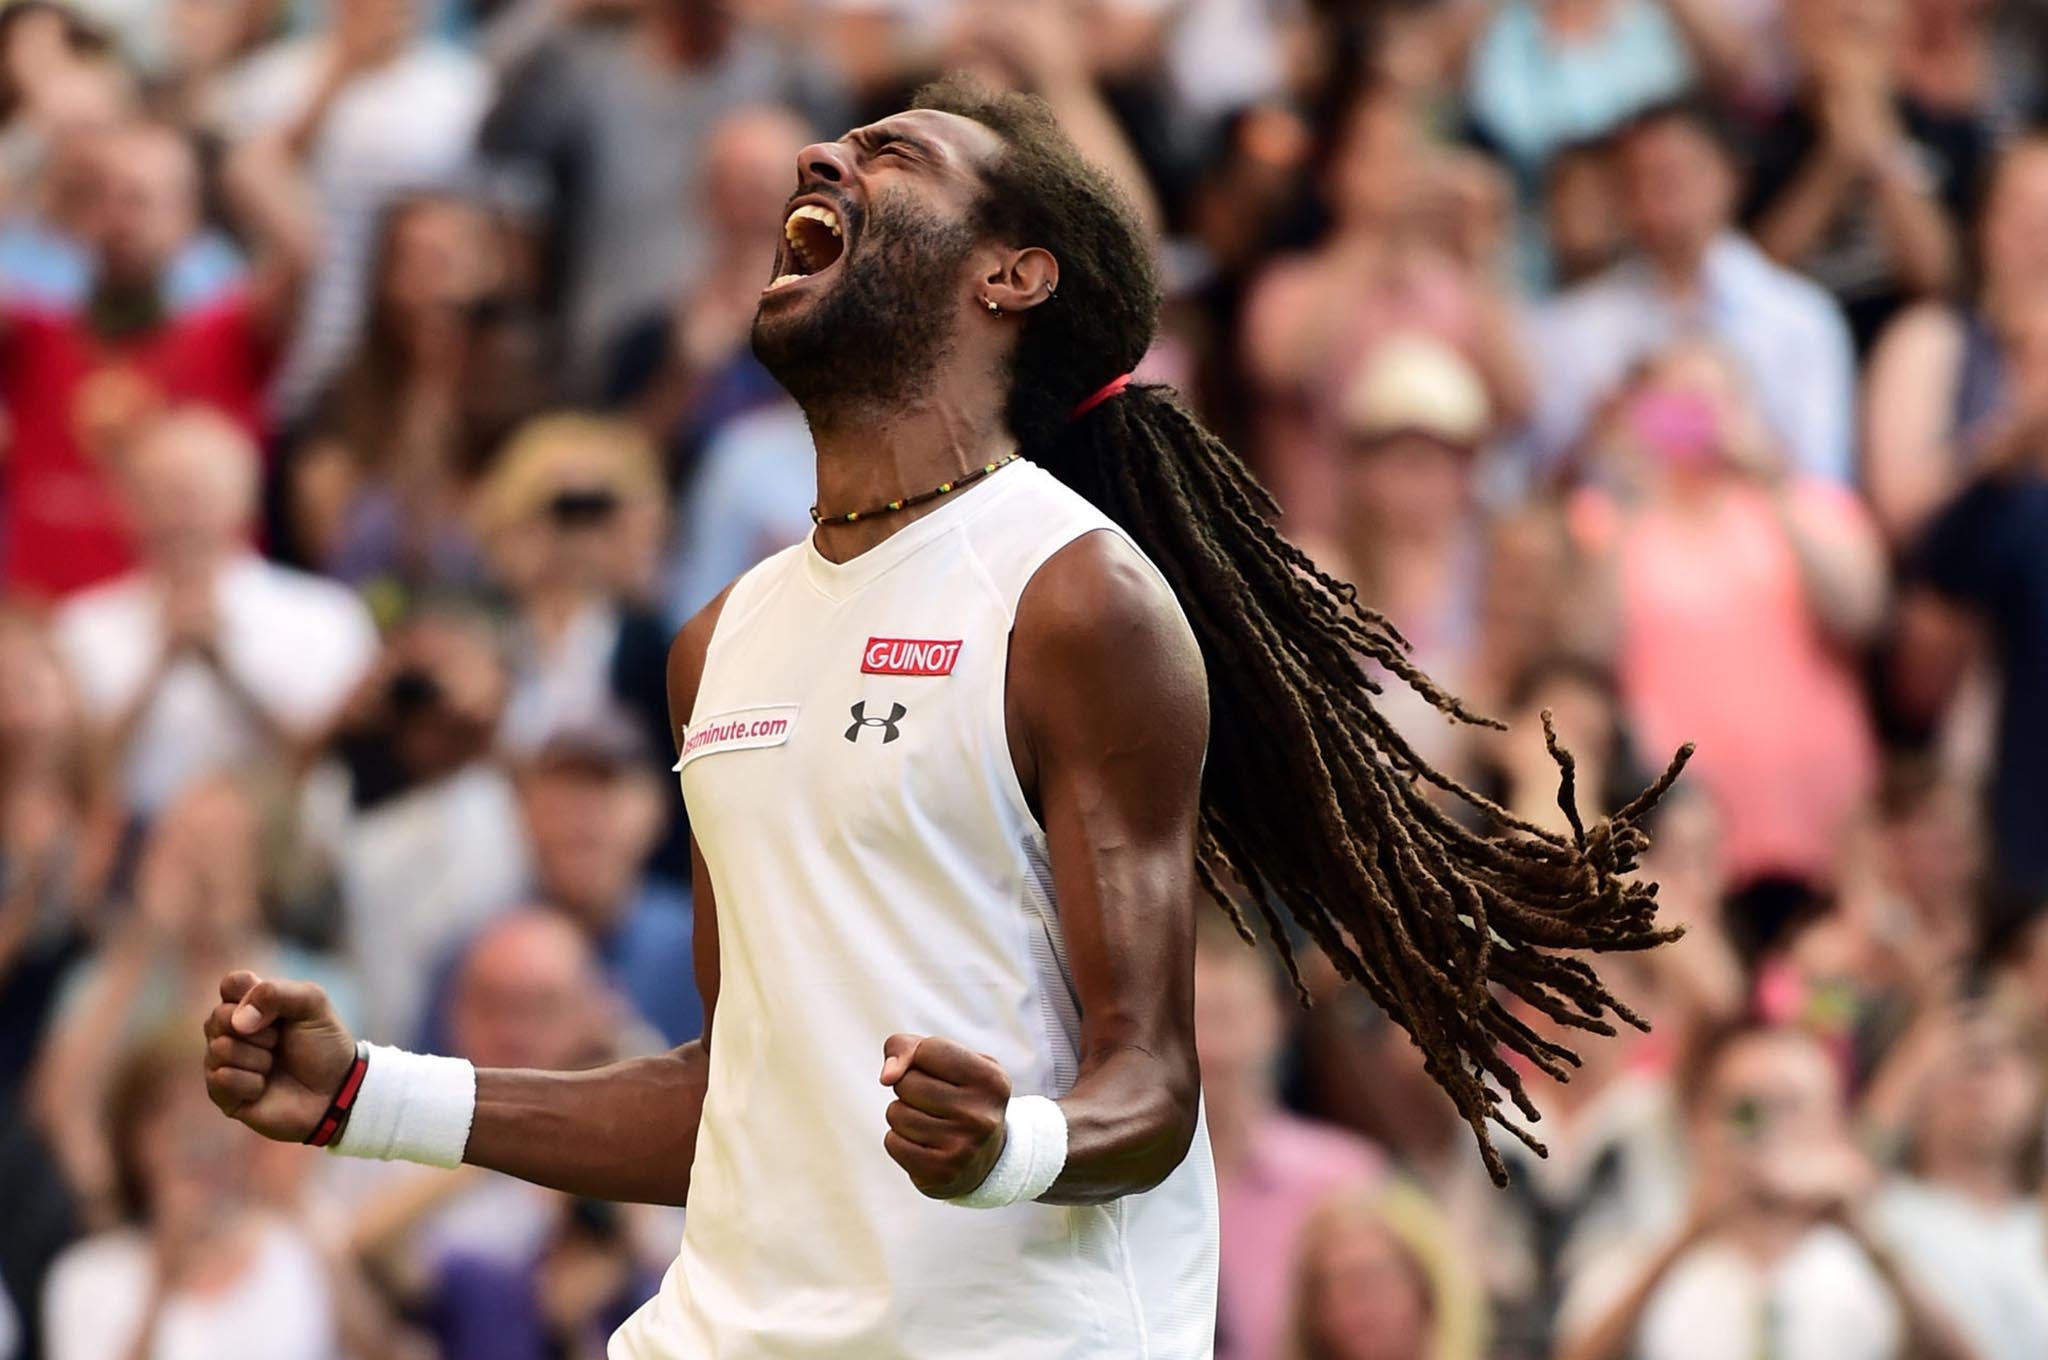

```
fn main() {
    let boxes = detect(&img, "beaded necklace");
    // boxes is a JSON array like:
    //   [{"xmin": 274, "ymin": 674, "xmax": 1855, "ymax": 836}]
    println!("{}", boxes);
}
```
[{"xmin": 809, "ymin": 452, "xmax": 1021, "ymax": 525}]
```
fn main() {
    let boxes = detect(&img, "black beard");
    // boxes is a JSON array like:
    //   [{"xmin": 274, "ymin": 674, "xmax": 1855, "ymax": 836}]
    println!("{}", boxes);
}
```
[{"xmin": 751, "ymin": 191, "xmax": 978, "ymax": 422}]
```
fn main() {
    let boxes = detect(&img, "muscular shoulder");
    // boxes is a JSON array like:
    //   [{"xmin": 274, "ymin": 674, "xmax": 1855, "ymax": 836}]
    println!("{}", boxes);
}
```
[{"xmin": 1010, "ymin": 531, "xmax": 1207, "ymax": 766}]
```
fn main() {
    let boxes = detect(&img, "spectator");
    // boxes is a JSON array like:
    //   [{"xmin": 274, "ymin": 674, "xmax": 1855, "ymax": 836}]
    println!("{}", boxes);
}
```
[
  {"xmin": 1243, "ymin": 80, "xmax": 1528, "ymax": 535},
  {"xmin": 216, "ymin": 0, "xmax": 492, "ymax": 416},
  {"xmin": 481, "ymin": 0, "xmax": 832, "ymax": 391},
  {"xmin": 1197, "ymin": 915, "xmax": 1383, "ymax": 1360},
  {"xmin": 429, "ymin": 1194, "xmax": 662, "ymax": 1360},
  {"xmin": 299, "ymin": 601, "xmax": 529, "ymax": 1044},
  {"xmin": 1299, "ymin": 335, "xmax": 1493, "ymax": 774},
  {"xmin": 1530, "ymin": 99, "xmax": 1857, "ymax": 486},
  {"xmin": 515, "ymin": 721, "xmax": 698, "ymax": 1044},
  {"xmin": 663, "ymin": 396, "xmax": 818, "ymax": 622},
  {"xmin": 1901, "ymin": 295, "xmax": 2048, "ymax": 908},
  {"xmin": 1461, "ymin": 0, "xmax": 1712, "ymax": 183},
  {"xmin": 54, "ymin": 407, "xmax": 377, "ymax": 817},
  {"xmin": 1282, "ymin": 1181, "xmax": 1487, "ymax": 1360},
  {"xmin": 1569, "ymin": 339, "xmax": 1884, "ymax": 892},
  {"xmin": 602, "ymin": 104, "xmax": 810, "ymax": 477},
  {"xmin": 473, "ymin": 413, "xmax": 669, "ymax": 760},
  {"xmin": 34, "ymin": 773, "xmax": 353, "ymax": 1222},
  {"xmin": 1743, "ymin": 0, "xmax": 1977, "ymax": 353},
  {"xmin": 1543, "ymin": 138, "xmax": 1626, "ymax": 289},
  {"xmin": 283, "ymin": 190, "xmax": 531, "ymax": 589},
  {"xmin": 343, "ymin": 912, "xmax": 668, "ymax": 1305},
  {"xmin": 1896, "ymin": 0, "xmax": 2041, "ymax": 135},
  {"xmin": 0, "ymin": 610, "xmax": 101, "ymax": 1360},
  {"xmin": 1868, "ymin": 1004, "xmax": 2048, "ymax": 1360},
  {"xmin": 442, "ymin": 909, "xmax": 626, "ymax": 1072},
  {"xmin": 1555, "ymin": 1024, "xmax": 1974, "ymax": 1360},
  {"xmin": 40, "ymin": 1037, "xmax": 340, "ymax": 1360},
  {"xmin": 1865, "ymin": 135, "xmax": 2048, "ymax": 545},
  {"xmin": 0, "ymin": 609, "xmax": 114, "ymax": 1101},
  {"xmin": 1, "ymin": 123, "xmax": 312, "ymax": 600},
  {"xmin": 0, "ymin": 116, "xmax": 243, "ymax": 313}
]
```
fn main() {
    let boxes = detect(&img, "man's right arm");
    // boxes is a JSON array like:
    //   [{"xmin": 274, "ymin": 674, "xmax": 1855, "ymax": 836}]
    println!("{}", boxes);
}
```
[{"xmin": 203, "ymin": 587, "xmax": 732, "ymax": 1205}]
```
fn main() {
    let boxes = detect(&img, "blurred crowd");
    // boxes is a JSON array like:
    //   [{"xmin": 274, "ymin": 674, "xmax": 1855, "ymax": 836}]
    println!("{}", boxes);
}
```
[{"xmin": 0, "ymin": 0, "xmax": 2045, "ymax": 1357}]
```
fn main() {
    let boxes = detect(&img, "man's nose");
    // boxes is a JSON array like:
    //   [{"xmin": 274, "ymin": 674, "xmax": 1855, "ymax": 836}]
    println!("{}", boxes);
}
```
[{"xmin": 796, "ymin": 141, "xmax": 852, "ymax": 186}]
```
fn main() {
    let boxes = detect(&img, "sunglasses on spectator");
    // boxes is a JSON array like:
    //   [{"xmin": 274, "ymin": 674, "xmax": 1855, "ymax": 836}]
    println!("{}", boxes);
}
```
[{"xmin": 546, "ymin": 487, "xmax": 621, "ymax": 527}]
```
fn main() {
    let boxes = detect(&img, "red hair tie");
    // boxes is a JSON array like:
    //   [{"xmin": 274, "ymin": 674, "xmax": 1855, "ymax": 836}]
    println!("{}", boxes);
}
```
[{"xmin": 1069, "ymin": 373, "xmax": 1132, "ymax": 421}]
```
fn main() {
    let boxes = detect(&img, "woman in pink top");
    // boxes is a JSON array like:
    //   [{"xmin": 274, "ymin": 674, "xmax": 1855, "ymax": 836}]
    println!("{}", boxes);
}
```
[
  {"xmin": 1242, "ymin": 82, "xmax": 1528, "ymax": 536},
  {"xmin": 1569, "ymin": 339, "xmax": 1885, "ymax": 888}
]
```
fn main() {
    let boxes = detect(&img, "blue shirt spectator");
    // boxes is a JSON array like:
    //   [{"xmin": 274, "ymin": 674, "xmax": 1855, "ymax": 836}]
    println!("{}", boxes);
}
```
[
  {"xmin": 1525, "ymin": 102, "xmax": 1857, "ymax": 486},
  {"xmin": 665, "ymin": 401, "xmax": 817, "ymax": 624},
  {"xmin": 1467, "ymin": 0, "xmax": 1694, "ymax": 181}
]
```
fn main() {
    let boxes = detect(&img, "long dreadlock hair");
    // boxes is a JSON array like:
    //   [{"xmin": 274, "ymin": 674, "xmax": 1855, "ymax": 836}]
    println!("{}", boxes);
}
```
[{"xmin": 913, "ymin": 75, "xmax": 1694, "ymax": 1184}]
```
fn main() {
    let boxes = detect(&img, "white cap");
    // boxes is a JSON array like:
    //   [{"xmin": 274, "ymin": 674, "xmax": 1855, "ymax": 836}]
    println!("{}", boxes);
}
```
[{"xmin": 1339, "ymin": 334, "xmax": 1492, "ymax": 448}]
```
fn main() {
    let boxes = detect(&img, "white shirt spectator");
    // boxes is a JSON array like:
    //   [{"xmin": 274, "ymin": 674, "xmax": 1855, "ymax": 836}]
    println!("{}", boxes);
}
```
[
  {"xmin": 1870, "ymin": 1180, "xmax": 2048, "ymax": 1360},
  {"xmin": 298, "ymin": 759, "xmax": 530, "ymax": 1045},
  {"xmin": 55, "ymin": 553, "xmax": 378, "ymax": 815},
  {"xmin": 41, "ymin": 1218, "xmax": 335, "ymax": 1360},
  {"xmin": 219, "ymin": 36, "xmax": 491, "ymax": 414},
  {"xmin": 1528, "ymin": 233, "xmax": 1857, "ymax": 485},
  {"xmin": 1558, "ymin": 1224, "xmax": 1905, "ymax": 1360}
]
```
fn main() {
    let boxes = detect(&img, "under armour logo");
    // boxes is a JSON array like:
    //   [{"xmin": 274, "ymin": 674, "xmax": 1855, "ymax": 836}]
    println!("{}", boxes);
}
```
[{"xmin": 844, "ymin": 701, "xmax": 907, "ymax": 744}]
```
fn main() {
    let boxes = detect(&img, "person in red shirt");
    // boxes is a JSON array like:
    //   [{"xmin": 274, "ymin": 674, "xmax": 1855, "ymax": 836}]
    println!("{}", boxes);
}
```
[{"xmin": 0, "ymin": 120, "xmax": 313, "ymax": 600}]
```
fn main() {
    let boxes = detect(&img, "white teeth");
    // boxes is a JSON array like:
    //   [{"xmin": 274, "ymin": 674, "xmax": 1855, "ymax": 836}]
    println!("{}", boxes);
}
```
[
  {"xmin": 784, "ymin": 203, "xmax": 842, "ymax": 238},
  {"xmin": 766, "ymin": 273, "xmax": 806, "ymax": 290}
]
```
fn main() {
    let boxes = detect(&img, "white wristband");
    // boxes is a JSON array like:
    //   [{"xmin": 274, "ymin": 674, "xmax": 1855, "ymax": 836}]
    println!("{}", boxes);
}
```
[
  {"xmin": 330, "ymin": 1044, "xmax": 477, "ymax": 1169},
  {"xmin": 947, "ymin": 1095, "xmax": 1068, "ymax": 1209}
]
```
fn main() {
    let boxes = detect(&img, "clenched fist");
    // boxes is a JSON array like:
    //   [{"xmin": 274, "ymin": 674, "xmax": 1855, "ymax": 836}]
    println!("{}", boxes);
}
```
[
  {"xmin": 878, "ymin": 1033, "xmax": 1011, "ymax": 1198},
  {"xmin": 201, "ymin": 970, "xmax": 356, "ymax": 1143}
]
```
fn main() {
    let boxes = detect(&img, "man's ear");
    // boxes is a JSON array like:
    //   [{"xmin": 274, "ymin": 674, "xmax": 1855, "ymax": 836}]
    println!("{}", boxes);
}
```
[{"xmin": 979, "ymin": 246, "xmax": 1059, "ymax": 316}]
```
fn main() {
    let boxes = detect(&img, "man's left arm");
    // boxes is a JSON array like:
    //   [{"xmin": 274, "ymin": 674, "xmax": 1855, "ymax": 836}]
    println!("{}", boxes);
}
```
[
  {"xmin": 217, "ymin": 134, "xmax": 322, "ymax": 347},
  {"xmin": 878, "ymin": 531, "xmax": 1209, "ymax": 1205}
]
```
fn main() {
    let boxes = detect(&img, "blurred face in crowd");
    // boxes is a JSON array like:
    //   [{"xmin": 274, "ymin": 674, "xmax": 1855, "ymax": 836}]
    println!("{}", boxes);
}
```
[
  {"xmin": 1911, "ymin": 1010, "xmax": 2040, "ymax": 1173},
  {"xmin": 93, "ymin": 124, "xmax": 200, "ymax": 285},
  {"xmin": 1299, "ymin": 1207, "xmax": 1434, "ymax": 1360},
  {"xmin": 1616, "ymin": 116, "xmax": 1735, "ymax": 268},
  {"xmin": 752, "ymin": 109, "xmax": 997, "ymax": 413},
  {"xmin": 1981, "ymin": 142, "xmax": 2048, "ymax": 303},
  {"xmin": 1620, "ymin": 340, "xmax": 1773, "ymax": 486},
  {"xmin": 378, "ymin": 195, "xmax": 498, "ymax": 327},
  {"xmin": 1340, "ymin": 431, "xmax": 1472, "ymax": 541},
  {"xmin": 1787, "ymin": 0, "xmax": 1904, "ymax": 64},
  {"xmin": 1328, "ymin": 89, "xmax": 1428, "ymax": 230},
  {"xmin": 135, "ymin": 775, "xmax": 266, "ymax": 942},
  {"xmin": 1546, "ymin": 142, "xmax": 1622, "ymax": 286},
  {"xmin": 449, "ymin": 912, "xmax": 612, "ymax": 1071},
  {"xmin": 123, "ymin": 1058, "xmax": 252, "ymax": 1229},
  {"xmin": 520, "ymin": 759, "xmax": 663, "ymax": 932},
  {"xmin": 1691, "ymin": 1029, "xmax": 1846, "ymax": 1196},
  {"xmin": 702, "ymin": 106, "xmax": 812, "ymax": 247},
  {"xmin": 1878, "ymin": 779, "xmax": 1980, "ymax": 921},
  {"xmin": 1192, "ymin": 929, "xmax": 1284, "ymax": 1099},
  {"xmin": 481, "ymin": 422, "xmax": 663, "ymax": 598},
  {"xmin": 123, "ymin": 410, "xmax": 258, "ymax": 575}
]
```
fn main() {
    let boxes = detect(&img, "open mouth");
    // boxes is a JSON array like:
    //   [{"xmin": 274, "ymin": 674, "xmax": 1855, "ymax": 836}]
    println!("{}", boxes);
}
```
[{"xmin": 767, "ymin": 201, "xmax": 846, "ymax": 292}]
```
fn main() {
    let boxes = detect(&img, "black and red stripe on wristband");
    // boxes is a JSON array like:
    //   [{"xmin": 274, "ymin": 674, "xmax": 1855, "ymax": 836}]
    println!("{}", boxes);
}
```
[{"xmin": 306, "ymin": 1040, "xmax": 371, "ymax": 1148}]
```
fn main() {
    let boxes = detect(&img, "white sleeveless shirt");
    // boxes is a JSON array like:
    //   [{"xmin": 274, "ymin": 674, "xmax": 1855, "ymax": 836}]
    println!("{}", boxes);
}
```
[{"xmin": 610, "ymin": 460, "xmax": 1218, "ymax": 1360}]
